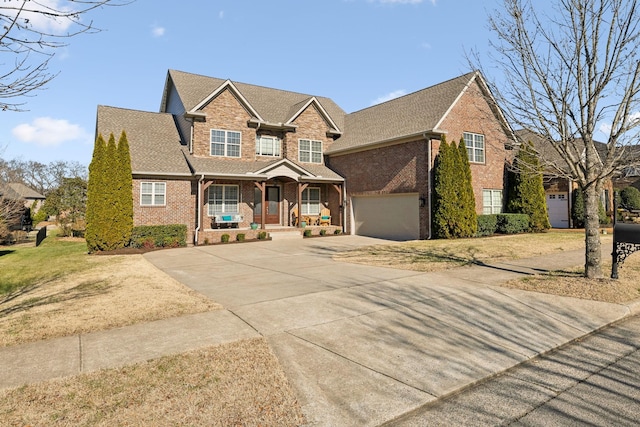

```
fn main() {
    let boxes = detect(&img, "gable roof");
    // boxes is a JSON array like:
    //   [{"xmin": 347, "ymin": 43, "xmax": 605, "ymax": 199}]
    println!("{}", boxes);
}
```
[
  {"xmin": 326, "ymin": 72, "xmax": 479, "ymax": 154},
  {"xmin": 96, "ymin": 105, "xmax": 192, "ymax": 176},
  {"xmin": 163, "ymin": 69, "xmax": 346, "ymax": 133},
  {"xmin": 0, "ymin": 183, "xmax": 45, "ymax": 200}
]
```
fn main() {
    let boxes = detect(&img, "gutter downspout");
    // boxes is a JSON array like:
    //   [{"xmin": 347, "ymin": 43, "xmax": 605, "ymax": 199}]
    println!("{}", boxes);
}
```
[
  {"xmin": 195, "ymin": 174, "xmax": 204, "ymax": 245},
  {"xmin": 425, "ymin": 133, "xmax": 433, "ymax": 239}
]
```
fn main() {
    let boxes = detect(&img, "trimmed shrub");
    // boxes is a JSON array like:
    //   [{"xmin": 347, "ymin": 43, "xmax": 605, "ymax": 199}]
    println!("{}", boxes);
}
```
[
  {"xmin": 620, "ymin": 186, "xmax": 640, "ymax": 210},
  {"xmin": 236, "ymin": 233, "xmax": 245, "ymax": 242},
  {"xmin": 221, "ymin": 234, "xmax": 230, "ymax": 243},
  {"xmin": 496, "ymin": 214, "xmax": 529, "ymax": 234},
  {"xmin": 506, "ymin": 141, "xmax": 550, "ymax": 231},
  {"xmin": 334, "ymin": 229, "xmax": 342, "ymax": 235},
  {"xmin": 303, "ymin": 229, "xmax": 312, "ymax": 237},
  {"xmin": 432, "ymin": 136, "xmax": 477, "ymax": 238},
  {"xmin": 571, "ymin": 188, "xmax": 585, "ymax": 228},
  {"xmin": 258, "ymin": 231, "xmax": 268, "ymax": 240},
  {"xmin": 477, "ymin": 215, "xmax": 498, "ymax": 237},
  {"xmin": 320, "ymin": 229, "xmax": 327, "ymax": 236},
  {"xmin": 130, "ymin": 224, "xmax": 187, "ymax": 248}
]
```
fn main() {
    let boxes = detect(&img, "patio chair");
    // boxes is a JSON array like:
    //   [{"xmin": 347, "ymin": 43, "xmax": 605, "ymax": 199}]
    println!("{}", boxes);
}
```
[{"xmin": 319, "ymin": 208, "xmax": 331, "ymax": 226}]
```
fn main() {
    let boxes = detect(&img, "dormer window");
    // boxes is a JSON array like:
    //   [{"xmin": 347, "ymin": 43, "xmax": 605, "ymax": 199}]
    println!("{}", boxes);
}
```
[
  {"xmin": 256, "ymin": 136, "xmax": 281, "ymax": 157},
  {"xmin": 299, "ymin": 139, "xmax": 322, "ymax": 163},
  {"xmin": 211, "ymin": 129, "xmax": 241, "ymax": 157}
]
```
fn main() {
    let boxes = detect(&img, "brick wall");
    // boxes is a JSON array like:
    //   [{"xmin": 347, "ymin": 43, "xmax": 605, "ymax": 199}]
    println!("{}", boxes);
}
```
[
  {"xmin": 436, "ymin": 80, "xmax": 510, "ymax": 213},
  {"xmin": 192, "ymin": 89, "xmax": 255, "ymax": 159},
  {"xmin": 286, "ymin": 104, "xmax": 335, "ymax": 164},
  {"xmin": 133, "ymin": 178, "xmax": 196, "ymax": 242},
  {"xmin": 328, "ymin": 140, "xmax": 430, "ymax": 238}
]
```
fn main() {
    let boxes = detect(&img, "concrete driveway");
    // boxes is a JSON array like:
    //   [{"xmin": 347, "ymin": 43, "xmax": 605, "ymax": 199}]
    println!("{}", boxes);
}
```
[{"xmin": 145, "ymin": 235, "xmax": 632, "ymax": 426}]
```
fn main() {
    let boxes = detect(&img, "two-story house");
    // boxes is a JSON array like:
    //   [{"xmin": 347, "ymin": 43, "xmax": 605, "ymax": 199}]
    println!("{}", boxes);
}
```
[{"xmin": 96, "ymin": 69, "xmax": 513, "ymax": 244}]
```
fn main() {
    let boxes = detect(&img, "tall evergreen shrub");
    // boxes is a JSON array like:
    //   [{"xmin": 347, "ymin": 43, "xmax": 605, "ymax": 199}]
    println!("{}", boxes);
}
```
[
  {"xmin": 432, "ymin": 136, "xmax": 457, "ymax": 238},
  {"xmin": 86, "ymin": 134, "xmax": 107, "ymax": 252},
  {"xmin": 456, "ymin": 138, "xmax": 478, "ymax": 237},
  {"xmin": 507, "ymin": 141, "xmax": 550, "ymax": 231},
  {"xmin": 86, "ymin": 131, "xmax": 134, "ymax": 252}
]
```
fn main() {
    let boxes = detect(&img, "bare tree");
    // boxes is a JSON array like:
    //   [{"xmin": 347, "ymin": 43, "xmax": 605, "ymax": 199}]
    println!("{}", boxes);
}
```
[
  {"xmin": 1, "ymin": 0, "xmax": 132, "ymax": 112},
  {"xmin": 473, "ymin": 0, "xmax": 640, "ymax": 278}
]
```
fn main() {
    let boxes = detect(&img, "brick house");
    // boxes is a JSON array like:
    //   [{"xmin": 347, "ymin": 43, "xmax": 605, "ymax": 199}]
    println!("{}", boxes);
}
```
[
  {"xmin": 515, "ymin": 129, "xmax": 616, "ymax": 228},
  {"xmin": 96, "ymin": 70, "xmax": 513, "ymax": 243}
]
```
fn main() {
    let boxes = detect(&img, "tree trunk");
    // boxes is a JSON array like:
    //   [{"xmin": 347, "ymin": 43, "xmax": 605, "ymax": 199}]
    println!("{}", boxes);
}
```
[{"xmin": 583, "ymin": 185, "xmax": 603, "ymax": 279}]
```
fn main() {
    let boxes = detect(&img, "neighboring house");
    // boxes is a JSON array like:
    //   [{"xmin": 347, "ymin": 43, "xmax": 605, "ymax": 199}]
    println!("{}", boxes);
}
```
[
  {"xmin": 0, "ymin": 183, "xmax": 46, "ymax": 210},
  {"xmin": 96, "ymin": 69, "xmax": 513, "ymax": 243},
  {"xmin": 0, "ymin": 183, "xmax": 44, "ymax": 231},
  {"xmin": 514, "ymin": 129, "xmax": 615, "ymax": 228}
]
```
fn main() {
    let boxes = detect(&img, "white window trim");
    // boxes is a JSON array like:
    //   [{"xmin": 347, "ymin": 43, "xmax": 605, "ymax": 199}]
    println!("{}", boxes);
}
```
[
  {"xmin": 299, "ymin": 139, "xmax": 323, "ymax": 164},
  {"xmin": 140, "ymin": 182, "xmax": 166, "ymax": 206},
  {"xmin": 256, "ymin": 135, "xmax": 281, "ymax": 157},
  {"xmin": 208, "ymin": 184, "xmax": 240, "ymax": 216},
  {"xmin": 464, "ymin": 132, "xmax": 485, "ymax": 164},
  {"xmin": 301, "ymin": 187, "xmax": 321, "ymax": 215},
  {"xmin": 210, "ymin": 129, "xmax": 242, "ymax": 158},
  {"xmin": 483, "ymin": 189, "xmax": 502, "ymax": 214}
]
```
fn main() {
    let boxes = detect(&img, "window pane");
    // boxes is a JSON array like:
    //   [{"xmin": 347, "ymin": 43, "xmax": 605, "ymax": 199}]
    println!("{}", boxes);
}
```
[
  {"xmin": 141, "ymin": 182, "xmax": 152, "ymax": 193},
  {"xmin": 154, "ymin": 194, "xmax": 165, "ymax": 205},
  {"xmin": 227, "ymin": 144, "xmax": 240, "ymax": 157},
  {"xmin": 311, "ymin": 141, "xmax": 322, "ymax": 152},
  {"xmin": 211, "ymin": 130, "xmax": 225, "ymax": 143},
  {"xmin": 211, "ymin": 142, "xmax": 224, "ymax": 156},
  {"xmin": 300, "ymin": 140, "xmax": 310, "ymax": 151},
  {"xmin": 141, "ymin": 194, "xmax": 152, "ymax": 205}
]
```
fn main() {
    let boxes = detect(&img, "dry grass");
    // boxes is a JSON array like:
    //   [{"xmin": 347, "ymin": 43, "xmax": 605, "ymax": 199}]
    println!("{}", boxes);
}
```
[
  {"xmin": 502, "ymin": 257, "xmax": 640, "ymax": 304},
  {"xmin": 0, "ymin": 253, "xmax": 221, "ymax": 347},
  {"xmin": 335, "ymin": 231, "xmax": 640, "ymax": 304},
  {"xmin": 334, "ymin": 231, "xmax": 589, "ymax": 272},
  {"xmin": 0, "ymin": 338, "xmax": 306, "ymax": 427}
]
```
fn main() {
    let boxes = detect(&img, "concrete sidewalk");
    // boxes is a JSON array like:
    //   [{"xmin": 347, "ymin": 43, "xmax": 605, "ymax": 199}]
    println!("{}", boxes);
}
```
[{"xmin": 0, "ymin": 235, "xmax": 638, "ymax": 427}]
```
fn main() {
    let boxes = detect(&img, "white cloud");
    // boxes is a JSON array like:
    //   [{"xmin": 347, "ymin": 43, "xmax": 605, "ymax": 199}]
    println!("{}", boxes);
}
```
[
  {"xmin": 598, "ymin": 122, "xmax": 612, "ymax": 136},
  {"xmin": 12, "ymin": 117, "xmax": 90, "ymax": 148},
  {"xmin": 152, "ymin": 25, "xmax": 166, "ymax": 37},
  {"xmin": 371, "ymin": 89, "xmax": 407, "ymax": 105},
  {"xmin": 9, "ymin": 0, "xmax": 76, "ymax": 34},
  {"xmin": 598, "ymin": 111, "xmax": 640, "ymax": 136},
  {"xmin": 219, "ymin": 10, "xmax": 225, "ymax": 19},
  {"xmin": 421, "ymin": 42, "xmax": 432, "ymax": 50}
]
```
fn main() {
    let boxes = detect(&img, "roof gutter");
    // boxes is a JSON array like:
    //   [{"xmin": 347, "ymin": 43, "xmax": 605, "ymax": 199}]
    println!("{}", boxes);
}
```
[{"xmin": 326, "ymin": 129, "xmax": 444, "ymax": 156}]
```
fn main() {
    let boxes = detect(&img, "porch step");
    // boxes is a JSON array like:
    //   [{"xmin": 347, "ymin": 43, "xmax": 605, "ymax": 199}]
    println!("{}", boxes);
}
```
[{"xmin": 268, "ymin": 230, "xmax": 303, "ymax": 240}]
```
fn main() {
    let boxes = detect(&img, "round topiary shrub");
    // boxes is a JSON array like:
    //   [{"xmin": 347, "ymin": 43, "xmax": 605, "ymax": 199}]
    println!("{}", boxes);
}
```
[
  {"xmin": 221, "ymin": 234, "xmax": 230, "ymax": 243},
  {"xmin": 620, "ymin": 186, "xmax": 640, "ymax": 210}
]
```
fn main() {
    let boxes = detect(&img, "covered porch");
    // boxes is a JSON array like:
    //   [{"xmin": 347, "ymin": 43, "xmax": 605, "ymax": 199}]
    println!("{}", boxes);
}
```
[{"xmin": 194, "ymin": 159, "xmax": 345, "ymax": 245}]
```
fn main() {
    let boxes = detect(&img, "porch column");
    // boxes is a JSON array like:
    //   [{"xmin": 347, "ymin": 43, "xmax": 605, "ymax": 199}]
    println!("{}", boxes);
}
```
[
  {"xmin": 332, "ymin": 183, "xmax": 343, "ymax": 227},
  {"xmin": 254, "ymin": 181, "xmax": 266, "ymax": 229},
  {"xmin": 297, "ymin": 182, "xmax": 308, "ymax": 228},
  {"xmin": 202, "ymin": 181, "xmax": 213, "ymax": 237}
]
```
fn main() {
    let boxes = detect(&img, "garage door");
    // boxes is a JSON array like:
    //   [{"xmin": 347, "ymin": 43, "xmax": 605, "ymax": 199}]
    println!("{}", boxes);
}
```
[
  {"xmin": 547, "ymin": 192, "xmax": 569, "ymax": 228},
  {"xmin": 352, "ymin": 194, "xmax": 420, "ymax": 240}
]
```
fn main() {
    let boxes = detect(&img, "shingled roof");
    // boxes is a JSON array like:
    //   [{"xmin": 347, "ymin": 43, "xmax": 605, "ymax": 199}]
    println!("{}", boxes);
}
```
[
  {"xmin": 326, "ymin": 72, "xmax": 478, "ymax": 154},
  {"xmin": 96, "ymin": 106, "xmax": 192, "ymax": 175},
  {"xmin": 164, "ymin": 70, "xmax": 346, "ymax": 132},
  {"xmin": 0, "ymin": 183, "xmax": 45, "ymax": 200}
]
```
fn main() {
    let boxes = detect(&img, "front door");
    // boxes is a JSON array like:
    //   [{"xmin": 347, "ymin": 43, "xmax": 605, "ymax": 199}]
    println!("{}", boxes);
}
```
[{"xmin": 254, "ymin": 186, "xmax": 280, "ymax": 224}]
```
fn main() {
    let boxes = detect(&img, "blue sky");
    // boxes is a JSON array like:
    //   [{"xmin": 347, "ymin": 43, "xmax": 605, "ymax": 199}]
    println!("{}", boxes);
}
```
[{"xmin": 2, "ymin": 0, "xmax": 500, "ymax": 166}]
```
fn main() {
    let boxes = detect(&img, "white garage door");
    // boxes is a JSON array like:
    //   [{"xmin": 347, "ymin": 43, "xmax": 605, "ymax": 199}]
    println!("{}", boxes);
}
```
[
  {"xmin": 352, "ymin": 194, "xmax": 420, "ymax": 240},
  {"xmin": 547, "ymin": 192, "xmax": 569, "ymax": 228}
]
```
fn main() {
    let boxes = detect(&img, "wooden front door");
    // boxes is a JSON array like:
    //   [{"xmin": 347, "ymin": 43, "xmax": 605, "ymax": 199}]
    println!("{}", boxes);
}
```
[{"xmin": 254, "ymin": 186, "xmax": 280, "ymax": 224}]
